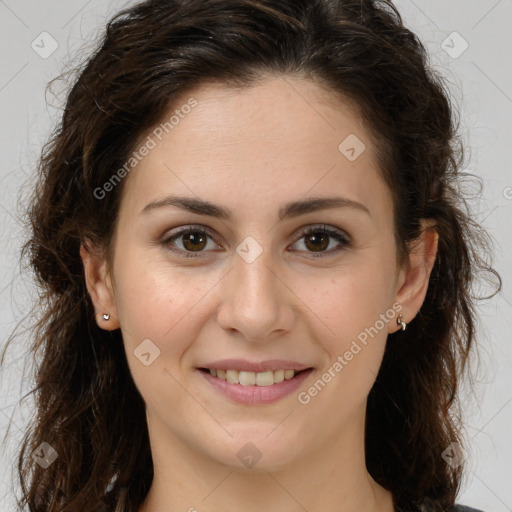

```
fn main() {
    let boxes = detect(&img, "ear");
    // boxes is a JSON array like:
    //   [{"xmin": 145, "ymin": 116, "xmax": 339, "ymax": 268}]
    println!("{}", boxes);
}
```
[
  {"xmin": 80, "ymin": 240, "xmax": 120, "ymax": 330},
  {"xmin": 391, "ymin": 219, "xmax": 439, "ymax": 333}
]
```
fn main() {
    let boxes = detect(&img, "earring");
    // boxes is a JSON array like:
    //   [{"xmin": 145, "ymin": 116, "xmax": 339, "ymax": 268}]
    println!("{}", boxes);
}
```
[
  {"xmin": 102, "ymin": 313, "xmax": 110, "ymax": 321},
  {"xmin": 396, "ymin": 314, "xmax": 407, "ymax": 331}
]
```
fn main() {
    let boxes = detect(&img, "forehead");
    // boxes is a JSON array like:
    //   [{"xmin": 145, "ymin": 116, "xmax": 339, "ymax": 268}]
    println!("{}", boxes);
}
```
[{"xmin": 118, "ymin": 75, "xmax": 392, "ymax": 224}]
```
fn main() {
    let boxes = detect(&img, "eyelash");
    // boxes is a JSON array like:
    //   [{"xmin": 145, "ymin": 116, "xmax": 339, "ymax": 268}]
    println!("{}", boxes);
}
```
[{"xmin": 160, "ymin": 224, "xmax": 351, "ymax": 259}]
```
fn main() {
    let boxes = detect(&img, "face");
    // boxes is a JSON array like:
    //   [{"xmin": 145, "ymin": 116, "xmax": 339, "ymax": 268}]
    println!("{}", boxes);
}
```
[{"xmin": 83, "ymin": 75, "xmax": 434, "ymax": 472}]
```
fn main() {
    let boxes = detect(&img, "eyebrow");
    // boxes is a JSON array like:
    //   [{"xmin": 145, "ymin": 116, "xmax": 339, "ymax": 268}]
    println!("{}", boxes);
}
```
[{"xmin": 140, "ymin": 195, "xmax": 371, "ymax": 221}]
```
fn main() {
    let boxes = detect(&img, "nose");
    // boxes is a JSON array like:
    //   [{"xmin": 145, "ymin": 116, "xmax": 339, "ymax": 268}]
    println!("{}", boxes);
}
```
[{"xmin": 216, "ymin": 244, "xmax": 295, "ymax": 342}]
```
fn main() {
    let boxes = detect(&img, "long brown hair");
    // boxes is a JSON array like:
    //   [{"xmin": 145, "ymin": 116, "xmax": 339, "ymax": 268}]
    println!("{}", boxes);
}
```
[{"xmin": 2, "ymin": 0, "xmax": 501, "ymax": 510}]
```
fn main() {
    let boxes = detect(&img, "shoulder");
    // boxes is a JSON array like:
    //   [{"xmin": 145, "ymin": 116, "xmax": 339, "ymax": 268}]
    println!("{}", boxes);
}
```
[{"xmin": 450, "ymin": 505, "xmax": 485, "ymax": 512}]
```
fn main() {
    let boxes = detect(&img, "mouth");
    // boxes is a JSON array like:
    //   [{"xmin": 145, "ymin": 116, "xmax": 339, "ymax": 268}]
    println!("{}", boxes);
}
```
[{"xmin": 198, "ymin": 367, "xmax": 312, "ymax": 386}]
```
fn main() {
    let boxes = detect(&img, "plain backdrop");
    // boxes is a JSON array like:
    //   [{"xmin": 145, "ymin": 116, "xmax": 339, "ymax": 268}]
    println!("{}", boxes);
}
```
[{"xmin": 0, "ymin": 0, "xmax": 511, "ymax": 510}]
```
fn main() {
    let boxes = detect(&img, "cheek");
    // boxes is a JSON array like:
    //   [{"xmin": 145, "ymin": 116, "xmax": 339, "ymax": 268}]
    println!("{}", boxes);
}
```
[
  {"xmin": 112, "ymin": 251, "xmax": 211, "ymax": 356},
  {"xmin": 297, "ymin": 260, "xmax": 395, "ymax": 342},
  {"xmin": 294, "ymin": 252, "xmax": 395, "ymax": 393},
  {"xmin": 113, "ymin": 261, "xmax": 212, "ymax": 412},
  {"xmin": 297, "ymin": 268, "xmax": 393, "ymax": 421}
]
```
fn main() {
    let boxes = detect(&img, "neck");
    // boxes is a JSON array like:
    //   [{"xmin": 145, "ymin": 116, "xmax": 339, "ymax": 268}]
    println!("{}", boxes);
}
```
[{"xmin": 137, "ymin": 410, "xmax": 394, "ymax": 512}]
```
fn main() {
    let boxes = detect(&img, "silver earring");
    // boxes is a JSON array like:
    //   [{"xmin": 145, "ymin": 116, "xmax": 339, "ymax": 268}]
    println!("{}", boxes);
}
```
[
  {"xmin": 102, "ymin": 313, "xmax": 110, "ymax": 321},
  {"xmin": 396, "ymin": 314, "xmax": 407, "ymax": 331}
]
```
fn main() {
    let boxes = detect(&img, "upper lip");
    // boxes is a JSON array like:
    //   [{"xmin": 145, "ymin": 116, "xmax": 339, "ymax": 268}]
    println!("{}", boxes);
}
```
[{"xmin": 198, "ymin": 359, "xmax": 313, "ymax": 372}]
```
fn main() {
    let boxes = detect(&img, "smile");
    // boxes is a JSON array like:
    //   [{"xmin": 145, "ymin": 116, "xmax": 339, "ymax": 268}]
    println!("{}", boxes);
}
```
[
  {"xmin": 202, "ymin": 368, "xmax": 300, "ymax": 386},
  {"xmin": 197, "ymin": 367, "xmax": 314, "ymax": 405}
]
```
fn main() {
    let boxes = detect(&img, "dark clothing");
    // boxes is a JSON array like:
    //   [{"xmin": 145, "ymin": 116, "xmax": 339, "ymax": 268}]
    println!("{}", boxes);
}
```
[{"xmin": 395, "ymin": 499, "xmax": 484, "ymax": 512}]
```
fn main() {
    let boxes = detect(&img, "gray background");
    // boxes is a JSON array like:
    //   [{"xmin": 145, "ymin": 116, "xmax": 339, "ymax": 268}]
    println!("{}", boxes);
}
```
[{"xmin": 0, "ymin": 0, "xmax": 511, "ymax": 510}]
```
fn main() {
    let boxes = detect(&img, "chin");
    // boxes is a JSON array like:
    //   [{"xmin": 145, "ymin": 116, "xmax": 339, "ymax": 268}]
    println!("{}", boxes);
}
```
[{"xmin": 202, "ymin": 429, "xmax": 305, "ymax": 473}]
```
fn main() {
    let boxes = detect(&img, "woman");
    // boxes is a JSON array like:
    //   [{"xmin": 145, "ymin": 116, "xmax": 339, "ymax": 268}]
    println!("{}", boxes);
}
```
[{"xmin": 8, "ymin": 0, "xmax": 500, "ymax": 510}]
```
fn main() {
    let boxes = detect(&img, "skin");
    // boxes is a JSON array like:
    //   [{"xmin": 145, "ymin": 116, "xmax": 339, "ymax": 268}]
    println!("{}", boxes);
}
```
[{"xmin": 81, "ymin": 75, "xmax": 438, "ymax": 512}]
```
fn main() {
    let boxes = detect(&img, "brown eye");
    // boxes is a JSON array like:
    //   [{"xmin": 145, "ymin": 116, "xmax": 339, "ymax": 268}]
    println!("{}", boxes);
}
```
[
  {"xmin": 303, "ymin": 232, "xmax": 330, "ymax": 252},
  {"xmin": 181, "ymin": 231, "xmax": 208, "ymax": 252},
  {"xmin": 161, "ymin": 226, "xmax": 219, "ymax": 258},
  {"xmin": 291, "ymin": 225, "xmax": 351, "ymax": 257}
]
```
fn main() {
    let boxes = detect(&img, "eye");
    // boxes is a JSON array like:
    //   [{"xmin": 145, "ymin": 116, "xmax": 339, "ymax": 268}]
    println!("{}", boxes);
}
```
[
  {"xmin": 161, "ymin": 224, "xmax": 351, "ymax": 259},
  {"xmin": 161, "ymin": 226, "xmax": 220, "ymax": 258},
  {"xmin": 289, "ymin": 225, "xmax": 351, "ymax": 257}
]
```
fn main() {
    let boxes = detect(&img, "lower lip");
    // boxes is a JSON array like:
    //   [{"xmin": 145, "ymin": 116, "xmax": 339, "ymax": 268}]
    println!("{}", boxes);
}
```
[{"xmin": 198, "ymin": 369, "xmax": 314, "ymax": 405}]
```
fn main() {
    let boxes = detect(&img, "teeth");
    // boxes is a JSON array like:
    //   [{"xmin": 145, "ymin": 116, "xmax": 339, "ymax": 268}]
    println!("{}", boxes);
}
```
[
  {"xmin": 239, "ymin": 371, "xmax": 256, "ymax": 385},
  {"xmin": 226, "ymin": 369, "xmax": 238, "ymax": 384},
  {"xmin": 208, "ymin": 368, "xmax": 299, "ymax": 385},
  {"xmin": 273, "ymin": 369, "xmax": 284, "ymax": 383},
  {"xmin": 256, "ymin": 371, "xmax": 274, "ymax": 386},
  {"xmin": 284, "ymin": 369, "xmax": 294, "ymax": 380}
]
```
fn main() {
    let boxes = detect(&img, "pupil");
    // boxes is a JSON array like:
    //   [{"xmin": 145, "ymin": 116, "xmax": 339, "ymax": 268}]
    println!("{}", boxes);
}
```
[
  {"xmin": 184, "ymin": 232, "xmax": 206, "ymax": 251},
  {"xmin": 306, "ymin": 233, "xmax": 328, "ymax": 252}
]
